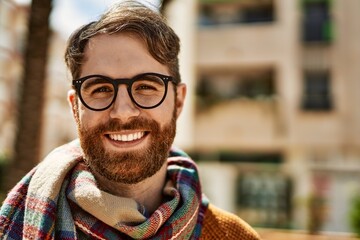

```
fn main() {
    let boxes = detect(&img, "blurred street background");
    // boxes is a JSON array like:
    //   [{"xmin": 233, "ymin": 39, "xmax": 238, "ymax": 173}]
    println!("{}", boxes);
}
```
[{"xmin": 1, "ymin": 0, "xmax": 360, "ymax": 239}]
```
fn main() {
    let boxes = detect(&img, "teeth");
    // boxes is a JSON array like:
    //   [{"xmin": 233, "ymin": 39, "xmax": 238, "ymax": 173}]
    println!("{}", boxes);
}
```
[{"xmin": 109, "ymin": 132, "xmax": 144, "ymax": 142}]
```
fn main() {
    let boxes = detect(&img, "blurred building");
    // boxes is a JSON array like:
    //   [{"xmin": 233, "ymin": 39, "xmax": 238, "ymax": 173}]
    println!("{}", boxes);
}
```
[
  {"xmin": 0, "ymin": 0, "xmax": 27, "ymax": 157},
  {"xmin": 168, "ymin": 0, "xmax": 360, "ymax": 233},
  {"xmin": 2, "ymin": 0, "xmax": 360, "ymax": 234},
  {"xmin": 0, "ymin": 0, "xmax": 76, "ymax": 159}
]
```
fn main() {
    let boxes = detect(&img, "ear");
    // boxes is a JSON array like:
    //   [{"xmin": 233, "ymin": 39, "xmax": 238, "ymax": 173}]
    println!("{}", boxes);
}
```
[
  {"xmin": 175, "ymin": 83, "xmax": 186, "ymax": 119},
  {"xmin": 67, "ymin": 89, "xmax": 78, "ymax": 119}
]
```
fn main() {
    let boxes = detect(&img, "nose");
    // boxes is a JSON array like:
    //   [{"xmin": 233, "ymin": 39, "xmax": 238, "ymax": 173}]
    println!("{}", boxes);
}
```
[{"xmin": 109, "ymin": 85, "xmax": 140, "ymax": 121}]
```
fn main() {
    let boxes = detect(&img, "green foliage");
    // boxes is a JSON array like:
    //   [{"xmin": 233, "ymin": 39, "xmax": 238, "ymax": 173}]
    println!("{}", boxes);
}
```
[{"xmin": 349, "ymin": 194, "xmax": 360, "ymax": 237}]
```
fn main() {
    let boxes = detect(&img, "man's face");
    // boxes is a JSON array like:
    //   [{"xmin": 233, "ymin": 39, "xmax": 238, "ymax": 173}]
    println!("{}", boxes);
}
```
[{"xmin": 68, "ymin": 33, "xmax": 186, "ymax": 184}]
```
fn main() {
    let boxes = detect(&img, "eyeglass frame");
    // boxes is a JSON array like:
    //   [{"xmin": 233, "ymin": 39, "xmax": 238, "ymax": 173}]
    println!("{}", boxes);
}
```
[{"xmin": 72, "ymin": 72, "xmax": 176, "ymax": 111}]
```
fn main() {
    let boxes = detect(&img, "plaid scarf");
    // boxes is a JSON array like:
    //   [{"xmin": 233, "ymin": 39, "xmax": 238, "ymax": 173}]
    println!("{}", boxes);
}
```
[{"xmin": 0, "ymin": 140, "xmax": 209, "ymax": 239}]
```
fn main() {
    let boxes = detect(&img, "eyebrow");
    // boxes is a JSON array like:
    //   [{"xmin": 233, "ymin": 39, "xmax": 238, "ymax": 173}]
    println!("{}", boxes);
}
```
[
  {"xmin": 139, "ymin": 75, "xmax": 164, "ymax": 84},
  {"xmin": 82, "ymin": 77, "xmax": 112, "ymax": 91}
]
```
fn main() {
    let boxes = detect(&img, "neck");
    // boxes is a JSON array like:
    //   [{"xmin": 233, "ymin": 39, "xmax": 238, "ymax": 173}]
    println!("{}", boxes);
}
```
[{"xmin": 93, "ymin": 162, "xmax": 168, "ymax": 215}]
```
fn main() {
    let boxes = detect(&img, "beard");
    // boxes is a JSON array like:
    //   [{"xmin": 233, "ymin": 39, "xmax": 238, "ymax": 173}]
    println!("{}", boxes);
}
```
[{"xmin": 76, "ymin": 114, "xmax": 176, "ymax": 184}]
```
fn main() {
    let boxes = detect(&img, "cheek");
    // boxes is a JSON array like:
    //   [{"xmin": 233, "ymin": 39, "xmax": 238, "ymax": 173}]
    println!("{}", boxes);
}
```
[
  {"xmin": 77, "ymin": 106, "xmax": 106, "ymax": 129},
  {"xmin": 155, "ymin": 94, "xmax": 176, "ymax": 125}
]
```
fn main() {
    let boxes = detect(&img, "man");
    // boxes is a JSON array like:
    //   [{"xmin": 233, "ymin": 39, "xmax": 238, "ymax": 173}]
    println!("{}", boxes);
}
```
[{"xmin": 0, "ymin": 1, "xmax": 260, "ymax": 239}]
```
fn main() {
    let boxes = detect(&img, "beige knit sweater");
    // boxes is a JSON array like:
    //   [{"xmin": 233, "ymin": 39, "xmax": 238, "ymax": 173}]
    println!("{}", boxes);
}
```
[{"xmin": 201, "ymin": 204, "xmax": 261, "ymax": 240}]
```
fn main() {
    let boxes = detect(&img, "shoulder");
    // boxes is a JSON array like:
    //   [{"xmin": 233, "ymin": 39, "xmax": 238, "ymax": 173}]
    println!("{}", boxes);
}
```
[{"xmin": 201, "ymin": 204, "xmax": 261, "ymax": 240}]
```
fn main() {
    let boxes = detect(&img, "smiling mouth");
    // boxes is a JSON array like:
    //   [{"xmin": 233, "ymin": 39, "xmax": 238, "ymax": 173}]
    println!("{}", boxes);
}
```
[{"xmin": 107, "ymin": 132, "xmax": 146, "ymax": 142}]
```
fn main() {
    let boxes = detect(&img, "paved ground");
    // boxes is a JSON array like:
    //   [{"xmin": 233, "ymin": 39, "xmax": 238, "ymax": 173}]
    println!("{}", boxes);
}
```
[{"xmin": 257, "ymin": 229, "xmax": 360, "ymax": 240}]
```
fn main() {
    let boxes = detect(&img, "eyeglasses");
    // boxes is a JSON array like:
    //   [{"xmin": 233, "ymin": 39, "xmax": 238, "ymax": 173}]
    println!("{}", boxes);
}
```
[{"xmin": 72, "ymin": 72, "xmax": 175, "ymax": 111}]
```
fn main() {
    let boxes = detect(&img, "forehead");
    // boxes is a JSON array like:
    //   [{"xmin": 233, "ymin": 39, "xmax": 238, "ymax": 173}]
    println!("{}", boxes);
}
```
[
  {"xmin": 81, "ymin": 33, "xmax": 169, "ymax": 78},
  {"xmin": 85, "ymin": 33, "xmax": 148, "ymax": 65}
]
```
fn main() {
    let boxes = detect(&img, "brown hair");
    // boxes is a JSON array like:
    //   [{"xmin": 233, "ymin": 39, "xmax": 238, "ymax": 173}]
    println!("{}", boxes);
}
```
[{"xmin": 64, "ymin": 1, "xmax": 181, "ymax": 83}]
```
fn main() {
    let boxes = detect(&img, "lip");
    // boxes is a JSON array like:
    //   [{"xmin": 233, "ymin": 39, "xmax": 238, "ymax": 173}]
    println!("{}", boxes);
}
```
[{"xmin": 104, "ymin": 130, "xmax": 149, "ymax": 149}]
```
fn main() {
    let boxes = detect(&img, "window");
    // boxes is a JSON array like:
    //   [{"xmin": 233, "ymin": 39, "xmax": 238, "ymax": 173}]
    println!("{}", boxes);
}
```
[
  {"xmin": 301, "ymin": 70, "xmax": 332, "ymax": 111},
  {"xmin": 302, "ymin": 0, "xmax": 333, "ymax": 43},
  {"xmin": 189, "ymin": 151, "xmax": 282, "ymax": 164},
  {"xmin": 219, "ymin": 152, "xmax": 282, "ymax": 164},
  {"xmin": 199, "ymin": 1, "xmax": 274, "ymax": 26},
  {"xmin": 236, "ymin": 172, "xmax": 292, "ymax": 228},
  {"xmin": 196, "ymin": 69, "xmax": 275, "ymax": 112}
]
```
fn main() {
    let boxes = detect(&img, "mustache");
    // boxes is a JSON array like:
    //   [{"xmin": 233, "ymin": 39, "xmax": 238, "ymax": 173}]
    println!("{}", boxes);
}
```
[{"xmin": 92, "ymin": 117, "xmax": 159, "ymax": 133}]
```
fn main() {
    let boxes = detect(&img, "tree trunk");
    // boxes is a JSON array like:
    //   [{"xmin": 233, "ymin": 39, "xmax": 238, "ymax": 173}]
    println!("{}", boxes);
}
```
[{"xmin": 4, "ymin": 0, "xmax": 52, "ymax": 191}]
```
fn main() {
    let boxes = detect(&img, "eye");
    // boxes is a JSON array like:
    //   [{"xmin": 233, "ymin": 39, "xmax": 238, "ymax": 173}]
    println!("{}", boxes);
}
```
[
  {"xmin": 81, "ymin": 77, "xmax": 114, "ymax": 98},
  {"xmin": 136, "ymin": 83, "xmax": 157, "ymax": 91},
  {"xmin": 92, "ymin": 86, "xmax": 113, "ymax": 93},
  {"xmin": 88, "ymin": 84, "xmax": 114, "ymax": 99},
  {"xmin": 133, "ymin": 81, "xmax": 164, "ymax": 94}
]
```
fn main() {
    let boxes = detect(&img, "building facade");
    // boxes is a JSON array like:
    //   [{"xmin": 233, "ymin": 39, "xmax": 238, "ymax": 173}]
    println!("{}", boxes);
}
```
[
  {"xmin": 0, "ymin": 0, "xmax": 77, "ymax": 160},
  {"xmin": 0, "ymin": 0, "xmax": 27, "ymax": 157},
  {"xmin": 168, "ymin": 0, "xmax": 360, "ymax": 233}
]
